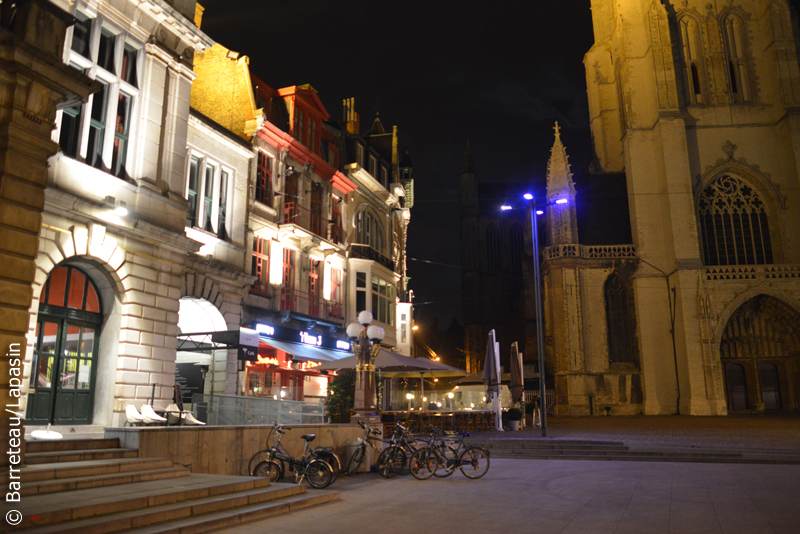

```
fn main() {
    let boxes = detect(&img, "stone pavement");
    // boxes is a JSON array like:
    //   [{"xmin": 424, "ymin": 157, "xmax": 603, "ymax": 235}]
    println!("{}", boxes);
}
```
[
  {"xmin": 471, "ymin": 414, "xmax": 800, "ymax": 450},
  {"xmin": 214, "ymin": 415, "xmax": 800, "ymax": 534}
]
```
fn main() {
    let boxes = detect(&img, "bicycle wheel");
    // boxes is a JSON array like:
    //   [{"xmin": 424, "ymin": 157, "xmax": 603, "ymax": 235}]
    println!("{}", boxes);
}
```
[
  {"xmin": 409, "ymin": 448, "xmax": 438, "ymax": 480},
  {"xmin": 248, "ymin": 450, "xmax": 269, "ymax": 476},
  {"xmin": 433, "ymin": 445, "xmax": 458, "ymax": 479},
  {"xmin": 305, "ymin": 460, "xmax": 334, "ymax": 489},
  {"xmin": 376, "ymin": 446, "xmax": 397, "ymax": 478},
  {"xmin": 391, "ymin": 446, "xmax": 410, "ymax": 475},
  {"xmin": 347, "ymin": 446, "xmax": 365, "ymax": 476},
  {"xmin": 459, "ymin": 447, "xmax": 490, "ymax": 479},
  {"xmin": 253, "ymin": 460, "xmax": 283, "ymax": 483},
  {"xmin": 310, "ymin": 449, "xmax": 341, "ymax": 482}
]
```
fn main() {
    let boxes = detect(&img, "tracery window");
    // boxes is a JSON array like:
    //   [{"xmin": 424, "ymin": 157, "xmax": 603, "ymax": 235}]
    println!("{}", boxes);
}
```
[
  {"xmin": 679, "ymin": 17, "xmax": 707, "ymax": 104},
  {"xmin": 486, "ymin": 224, "xmax": 501, "ymax": 272},
  {"xmin": 697, "ymin": 175, "xmax": 773, "ymax": 266},
  {"xmin": 605, "ymin": 273, "xmax": 636, "ymax": 365}
]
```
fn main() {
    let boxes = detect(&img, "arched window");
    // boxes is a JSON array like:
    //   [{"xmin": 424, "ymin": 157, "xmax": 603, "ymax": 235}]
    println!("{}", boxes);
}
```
[
  {"xmin": 605, "ymin": 273, "xmax": 636, "ymax": 365},
  {"xmin": 697, "ymin": 175, "xmax": 773, "ymax": 266},
  {"xmin": 679, "ymin": 17, "xmax": 706, "ymax": 104},
  {"xmin": 721, "ymin": 14, "xmax": 750, "ymax": 103},
  {"xmin": 486, "ymin": 224, "xmax": 501, "ymax": 272}
]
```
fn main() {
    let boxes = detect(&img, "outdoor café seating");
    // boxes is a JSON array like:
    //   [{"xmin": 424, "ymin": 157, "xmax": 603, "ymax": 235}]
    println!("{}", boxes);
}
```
[{"xmin": 381, "ymin": 410, "xmax": 495, "ymax": 434}]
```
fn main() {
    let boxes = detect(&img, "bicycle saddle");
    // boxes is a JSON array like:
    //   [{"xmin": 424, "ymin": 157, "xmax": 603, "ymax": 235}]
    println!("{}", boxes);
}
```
[{"xmin": 301, "ymin": 434, "xmax": 316, "ymax": 442}]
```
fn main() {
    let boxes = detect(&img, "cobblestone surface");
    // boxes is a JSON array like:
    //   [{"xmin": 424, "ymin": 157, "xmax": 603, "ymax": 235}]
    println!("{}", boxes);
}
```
[{"xmin": 471, "ymin": 414, "xmax": 800, "ymax": 451}]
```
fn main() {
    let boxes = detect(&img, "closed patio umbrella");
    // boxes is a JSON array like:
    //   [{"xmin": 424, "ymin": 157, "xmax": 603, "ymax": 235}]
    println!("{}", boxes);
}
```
[{"xmin": 483, "ymin": 330, "xmax": 503, "ymax": 431}]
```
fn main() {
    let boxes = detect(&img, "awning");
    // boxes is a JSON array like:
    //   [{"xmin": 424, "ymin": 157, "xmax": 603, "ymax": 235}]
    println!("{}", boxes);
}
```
[{"xmin": 259, "ymin": 337, "xmax": 351, "ymax": 363}]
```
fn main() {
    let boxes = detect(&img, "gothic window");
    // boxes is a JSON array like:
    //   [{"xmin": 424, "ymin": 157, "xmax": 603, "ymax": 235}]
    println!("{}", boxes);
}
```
[
  {"xmin": 679, "ymin": 17, "xmax": 707, "ymax": 104},
  {"xmin": 605, "ymin": 273, "xmax": 636, "ymax": 365},
  {"xmin": 486, "ymin": 224, "xmax": 501, "ymax": 272},
  {"xmin": 697, "ymin": 175, "xmax": 773, "ymax": 266},
  {"xmin": 721, "ymin": 14, "xmax": 750, "ymax": 103},
  {"xmin": 508, "ymin": 224, "xmax": 524, "ymax": 273}
]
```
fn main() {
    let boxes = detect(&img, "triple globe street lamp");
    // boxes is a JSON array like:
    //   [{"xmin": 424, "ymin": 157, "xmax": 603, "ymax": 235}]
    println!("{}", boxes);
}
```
[{"xmin": 346, "ymin": 310, "xmax": 385, "ymax": 423}]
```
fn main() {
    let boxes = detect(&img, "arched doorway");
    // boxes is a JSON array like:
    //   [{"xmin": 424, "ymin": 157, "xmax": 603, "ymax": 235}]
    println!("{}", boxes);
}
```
[
  {"xmin": 720, "ymin": 295, "xmax": 800, "ymax": 412},
  {"xmin": 726, "ymin": 364, "xmax": 748, "ymax": 411},
  {"xmin": 27, "ymin": 265, "xmax": 103, "ymax": 425}
]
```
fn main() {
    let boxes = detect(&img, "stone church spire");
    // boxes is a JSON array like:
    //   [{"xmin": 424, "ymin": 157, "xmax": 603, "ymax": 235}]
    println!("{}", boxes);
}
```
[{"xmin": 545, "ymin": 122, "xmax": 578, "ymax": 246}]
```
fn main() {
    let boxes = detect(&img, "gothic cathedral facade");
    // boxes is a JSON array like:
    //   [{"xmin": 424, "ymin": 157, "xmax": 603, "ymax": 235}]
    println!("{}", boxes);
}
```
[{"xmin": 545, "ymin": 0, "xmax": 800, "ymax": 415}]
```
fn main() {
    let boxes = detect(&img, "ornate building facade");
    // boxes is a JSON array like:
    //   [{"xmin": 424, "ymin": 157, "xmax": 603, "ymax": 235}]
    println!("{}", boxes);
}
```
[{"xmin": 546, "ymin": 0, "xmax": 800, "ymax": 415}]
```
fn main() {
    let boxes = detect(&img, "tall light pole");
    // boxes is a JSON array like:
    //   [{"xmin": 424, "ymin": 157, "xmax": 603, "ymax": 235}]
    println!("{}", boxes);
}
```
[
  {"xmin": 346, "ymin": 310, "xmax": 385, "ymax": 424},
  {"xmin": 524, "ymin": 193, "xmax": 547, "ymax": 437}
]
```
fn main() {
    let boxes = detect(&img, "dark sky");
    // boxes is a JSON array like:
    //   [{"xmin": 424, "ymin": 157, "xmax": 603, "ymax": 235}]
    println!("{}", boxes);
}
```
[{"xmin": 197, "ymin": 0, "xmax": 596, "ymax": 328}]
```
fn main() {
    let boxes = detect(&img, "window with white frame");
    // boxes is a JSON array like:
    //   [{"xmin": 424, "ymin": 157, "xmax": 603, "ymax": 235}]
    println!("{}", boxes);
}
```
[
  {"xmin": 371, "ymin": 275, "xmax": 394, "ymax": 325},
  {"xmin": 57, "ymin": 11, "xmax": 140, "ymax": 180},
  {"xmin": 185, "ymin": 153, "xmax": 233, "ymax": 240}
]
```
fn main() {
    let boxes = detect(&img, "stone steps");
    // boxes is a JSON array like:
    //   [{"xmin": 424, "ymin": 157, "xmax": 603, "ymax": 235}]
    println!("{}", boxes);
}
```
[
  {"xmin": 26, "ymin": 438, "xmax": 122, "ymax": 453},
  {"xmin": 24, "ymin": 447, "xmax": 140, "ymax": 465},
  {"xmin": 13, "ymin": 437, "xmax": 340, "ymax": 534}
]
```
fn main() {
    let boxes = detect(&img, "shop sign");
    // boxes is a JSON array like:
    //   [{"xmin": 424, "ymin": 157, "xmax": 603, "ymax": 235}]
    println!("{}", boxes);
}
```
[
  {"xmin": 238, "ymin": 327, "xmax": 259, "ymax": 361},
  {"xmin": 255, "ymin": 322, "xmax": 349, "ymax": 352}
]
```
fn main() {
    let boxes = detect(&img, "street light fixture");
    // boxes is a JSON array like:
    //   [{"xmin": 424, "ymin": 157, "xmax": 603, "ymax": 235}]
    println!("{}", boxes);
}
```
[
  {"xmin": 524, "ymin": 193, "xmax": 548, "ymax": 437},
  {"xmin": 347, "ymin": 310, "xmax": 385, "ymax": 423}
]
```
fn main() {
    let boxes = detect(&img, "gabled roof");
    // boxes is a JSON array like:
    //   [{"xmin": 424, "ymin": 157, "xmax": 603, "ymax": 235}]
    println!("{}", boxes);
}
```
[{"xmin": 277, "ymin": 85, "xmax": 330, "ymax": 121}]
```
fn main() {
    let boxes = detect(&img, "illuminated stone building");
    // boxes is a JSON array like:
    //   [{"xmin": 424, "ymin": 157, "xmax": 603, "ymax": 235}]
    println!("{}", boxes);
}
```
[
  {"xmin": 23, "ymin": 0, "xmax": 213, "ymax": 430},
  {"xmin": 544, "ymin": 0, "xmax": 800, "ymax": 416}
]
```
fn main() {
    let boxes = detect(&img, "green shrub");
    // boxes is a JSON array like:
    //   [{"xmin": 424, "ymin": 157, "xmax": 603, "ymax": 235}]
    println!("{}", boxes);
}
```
[{"xmin": 506, "ymin": 407, "xmax": 523, "ymax": 421}]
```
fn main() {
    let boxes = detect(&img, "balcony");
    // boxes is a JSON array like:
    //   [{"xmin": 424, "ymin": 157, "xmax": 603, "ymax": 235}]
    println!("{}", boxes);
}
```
[
  {"xmin": 279, "ymin": 288, "xmax": 344, "ymax": 325},
  {"xmin": 350, "ymin": 243, "xmax": 394, "ymax": 271},
  {"xmin": 281, "ymin": 201, "xmax": 344, "ymax": 244}
]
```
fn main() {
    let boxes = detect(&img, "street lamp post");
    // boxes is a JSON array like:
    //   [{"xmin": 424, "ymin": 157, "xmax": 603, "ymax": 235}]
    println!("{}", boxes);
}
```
[
  {"xmin": 346, "ymin": 310, "xmax": 385, "ymax": 424},
  {"xmin": 524, "ymin": 193, "xmax": 548, "ymax": 437}
]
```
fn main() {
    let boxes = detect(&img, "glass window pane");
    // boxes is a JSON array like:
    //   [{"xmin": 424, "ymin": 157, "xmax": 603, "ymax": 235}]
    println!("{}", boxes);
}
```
[
  {"xmin": 71, "ymin": 16, "xmax": 92, "ymax": 57},
  {"xmin": 59, "ymin": 106, "xmax": 83, "ymax": 159},
  {"xmin": 47, "ymin": 267, "xmax": 68, "ymax": 307},
  {"xmin": 77, "ymin": 359, "xmax": 92, "ymax": 389},
  {"xmin": 85, "ymin": 282, "xmax": 100, "ymax": 313},
  {"xmin": 98, "ymin": 30, "xmax": 116, "ymax": 72},
  {"xmin": 65, "ymin": 325, "xmax": 81, "ymax": 356},
  {"xmin": 81, "ymin": 328, "xmax": 95, "ymax": 358},
  {"xmin": 67, "ymin": 269, "xmax": 86, "ymax": 310},
  {"xmin": 61, "ymin": 358, "xmax": 77, "ymax": 389},
  {"xmin": 122, "ymin": 45, "xmax": 138, "ymax": 87},
  {"xmin": 41, "ymin": 322, "xmax": 58, "ymax": 353},
  {"xmin": 37, "ymin": 355, "xmax": 52, "ymax": 387}
]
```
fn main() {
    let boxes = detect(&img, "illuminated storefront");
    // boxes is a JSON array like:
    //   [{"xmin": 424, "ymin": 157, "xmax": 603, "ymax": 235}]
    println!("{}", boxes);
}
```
[{"xmin": 244, "ymin": 322, "xmax": 351, "ymax": 402}]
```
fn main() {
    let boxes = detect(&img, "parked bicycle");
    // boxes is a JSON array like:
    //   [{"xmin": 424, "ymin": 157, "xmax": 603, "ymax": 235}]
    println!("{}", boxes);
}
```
[
  {"xmin": 251, "ymin": 424, "xmax": 335, "ymax": 489},
  {"xmin": 375, "ymin": 421, "xmax": 419, "ymax": 478},
  {"xmin": 248, "ymin": 424, "xmax": 342, "ymax": 482},
  {"xmin": 347, "ymin": 420, "xmax": 383, "ymax": 475},
  {"xmin": 409, "ymin": 427, "xmax": 490, "ymax": 480}
]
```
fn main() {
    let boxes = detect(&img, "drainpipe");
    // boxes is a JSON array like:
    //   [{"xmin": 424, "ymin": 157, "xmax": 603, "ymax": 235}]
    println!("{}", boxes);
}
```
[{"xmin": 637, "ymin": 259, "xmax": 681, "ymax": 415}]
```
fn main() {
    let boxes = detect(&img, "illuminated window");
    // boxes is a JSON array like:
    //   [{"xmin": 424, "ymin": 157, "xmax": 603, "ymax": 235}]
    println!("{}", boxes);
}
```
[
  {"xmin": 698, "ymin": 175, "xmax": 773, "ymax": 266},
  {"xmin": 372, "ymin": 276, "xmax": 395, "ymax": 325},
  {"xmin": 330, "ymin": 267, "xmax": 342, "ymax": 304},
  {"xmin": 251, "ymin": 237, "xmax": 270, "ymax": 294},
  {"xmin": 256, "ymin": 151, "xmax": 273, "ymax": 205},
  {"xmin": 185, "ymin": 154, "xmax": 232, "ymax": 239},
  {"xmin": 57, "ymin": 12, "xmax": 140, "ymax": 180}
]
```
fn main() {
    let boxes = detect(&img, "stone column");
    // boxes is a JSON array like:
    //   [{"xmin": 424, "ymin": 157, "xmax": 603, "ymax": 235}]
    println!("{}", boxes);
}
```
[{"xmin": 0, "ymin": 0, "xmax": 95, "ymax": 467}]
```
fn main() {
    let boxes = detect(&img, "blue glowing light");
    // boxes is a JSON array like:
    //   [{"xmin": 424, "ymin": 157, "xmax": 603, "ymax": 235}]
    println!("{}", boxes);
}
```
[
  {"xmin": 501, "ymin": 205, "xmax": 513, "ymax": 211},
  {"xmin": 523, "ymin": 193, "xmax": 534, "ymax": 200},
  {"xmin": 536, "ymin": 210, "xmax": 544, "ymax": 215},
  {"xmin": 555, "ymin": 198, "xmax": 568, "ymax": 204}
]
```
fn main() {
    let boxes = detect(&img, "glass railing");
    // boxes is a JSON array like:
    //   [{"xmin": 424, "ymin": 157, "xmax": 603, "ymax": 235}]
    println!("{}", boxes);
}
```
[{"xmin": 191, "ymin": 394, "xmax": 326, "ymax": 425}]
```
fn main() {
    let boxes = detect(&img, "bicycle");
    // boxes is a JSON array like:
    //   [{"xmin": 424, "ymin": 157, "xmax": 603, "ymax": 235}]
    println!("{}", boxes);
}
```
[
  {"xmin": 375, "ymin": 421, "xmax": 419, "ymax": 478},
  {"xmin": 346, "ymin": 420, "xmax": 383, "ymax": 475},
  {"xmin": 248, "ymin": 424, "xmax": 342, "ymax": 482},
  {"xmin": 409, "ymin": 427, "xmax": 490, "ymax": 480},
  {"xmin": 251, "ymin": 424, "xmax": 335, "ymax": 489}
]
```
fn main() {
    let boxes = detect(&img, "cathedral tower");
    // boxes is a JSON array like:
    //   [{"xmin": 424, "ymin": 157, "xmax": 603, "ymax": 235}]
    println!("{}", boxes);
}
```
[{"xmin": 584, "ymin": 0, "xmax": 800, "ymax": 415}]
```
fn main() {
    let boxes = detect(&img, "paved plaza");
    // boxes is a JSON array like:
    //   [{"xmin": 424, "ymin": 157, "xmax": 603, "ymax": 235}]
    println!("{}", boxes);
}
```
[{"xmin": 216, "ymin": 415, "xmax": 800, "ymax": 534}]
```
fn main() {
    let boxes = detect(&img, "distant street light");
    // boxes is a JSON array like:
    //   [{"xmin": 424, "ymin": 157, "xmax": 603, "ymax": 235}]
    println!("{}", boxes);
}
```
[{"xmin": 524, "ymin": 193, "xmax": 548, "ymax": 437}]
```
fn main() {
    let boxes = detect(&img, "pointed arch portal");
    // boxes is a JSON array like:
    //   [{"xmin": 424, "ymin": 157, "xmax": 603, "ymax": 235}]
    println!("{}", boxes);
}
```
[{"xmin": 720, "ymin": 295, "xmax": 800, "ymax": 412}]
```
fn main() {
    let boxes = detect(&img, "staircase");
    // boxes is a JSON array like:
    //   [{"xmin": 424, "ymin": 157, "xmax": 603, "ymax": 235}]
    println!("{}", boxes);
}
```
[
  {"xmin": 7, "ymin": 437, "xmax": 339, "ymax": 533},
  {"xmin": 468, "ymin": 438, "xmax": 800, "ymax": 464}
]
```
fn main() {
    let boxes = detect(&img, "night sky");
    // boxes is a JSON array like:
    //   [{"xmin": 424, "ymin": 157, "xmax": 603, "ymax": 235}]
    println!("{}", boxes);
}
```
[{"xmin": 197, "ymin": 1, "xmax": 800, "ymax": 331}]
